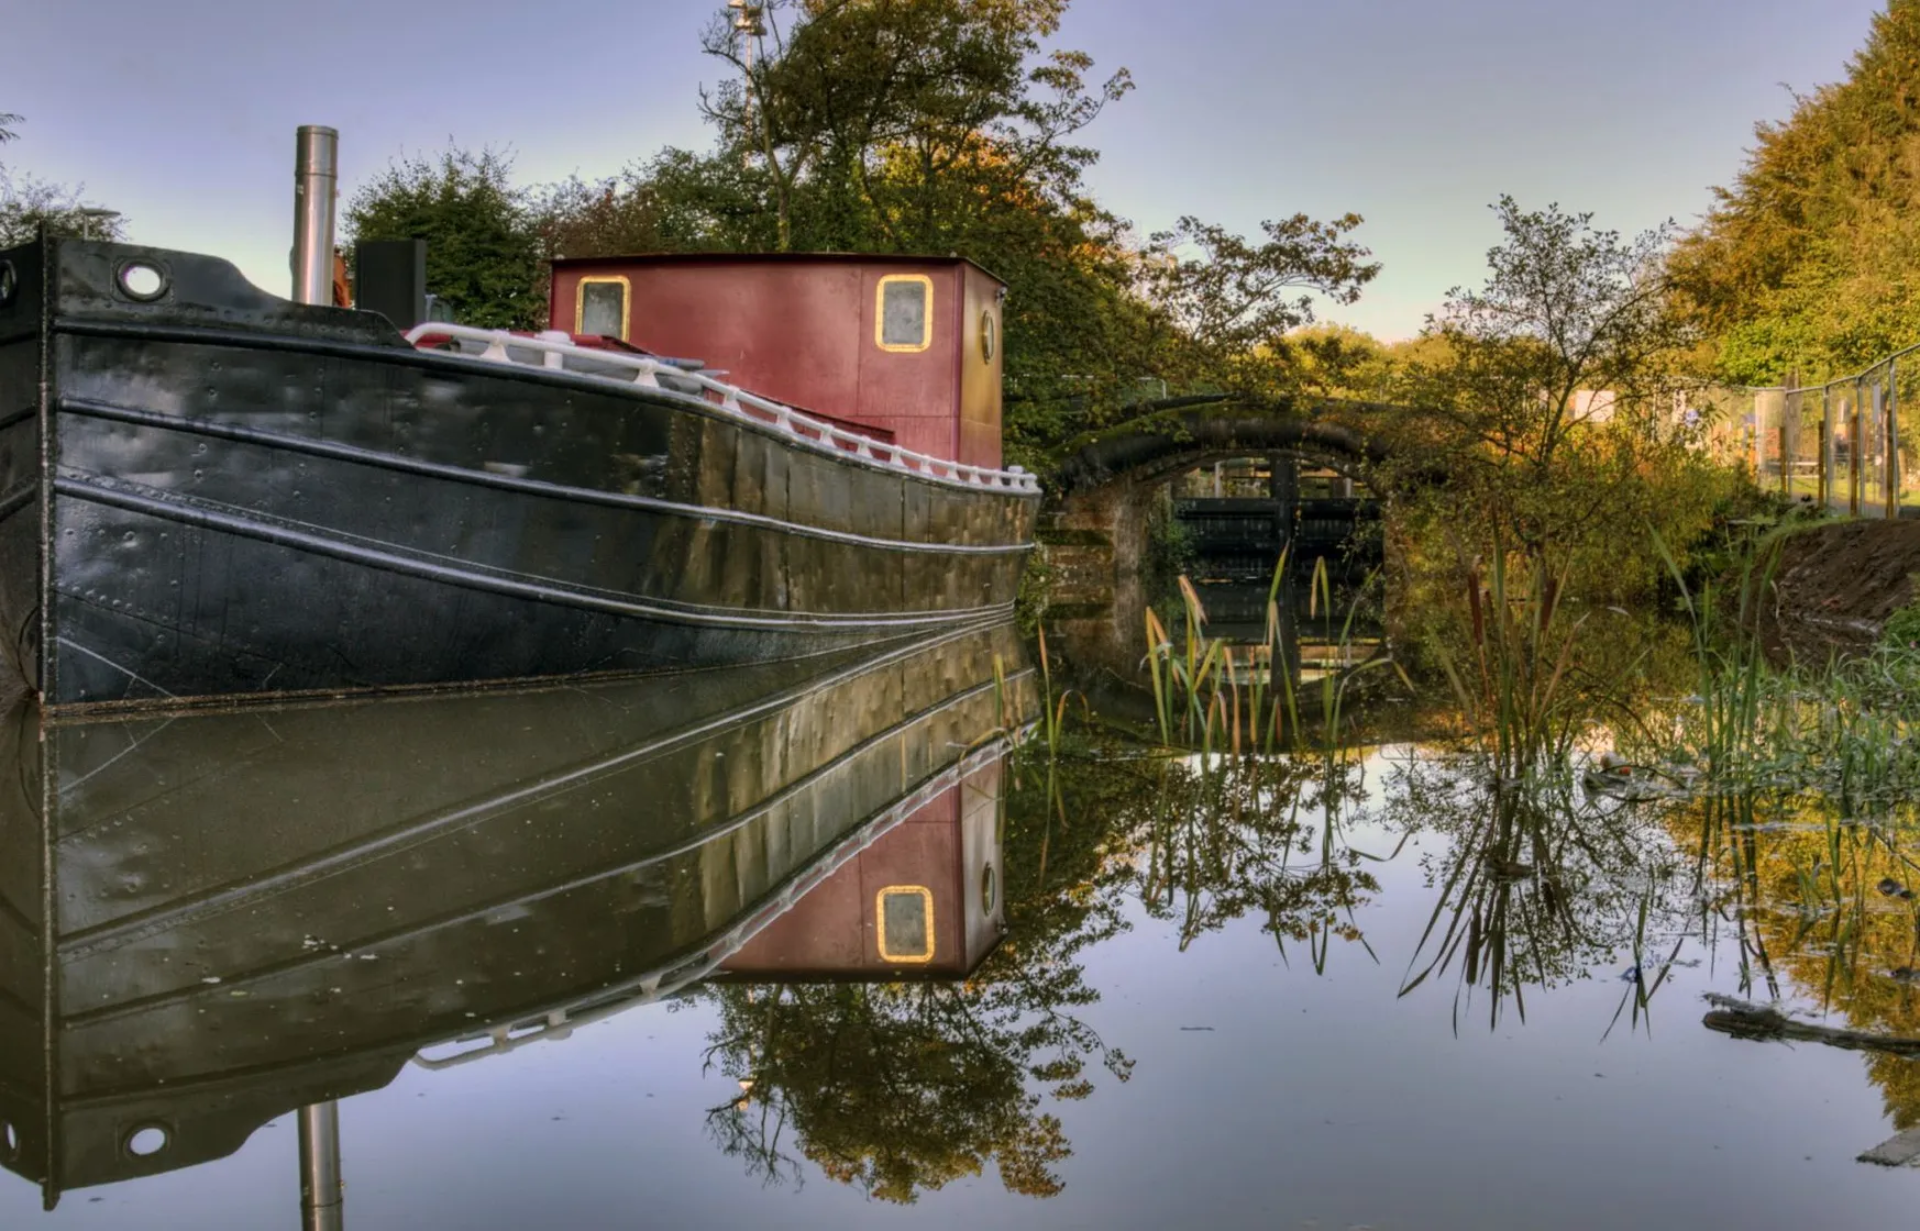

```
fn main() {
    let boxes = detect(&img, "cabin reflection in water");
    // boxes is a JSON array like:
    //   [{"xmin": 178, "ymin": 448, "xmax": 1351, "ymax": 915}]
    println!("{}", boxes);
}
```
[
  {"xmin": 0, "ymin": 624, "xmax": 1032, "ymax": 1211},
  {"xmin": 718, "ymin": 761, "xmax": 1004, "ymax": 982}
]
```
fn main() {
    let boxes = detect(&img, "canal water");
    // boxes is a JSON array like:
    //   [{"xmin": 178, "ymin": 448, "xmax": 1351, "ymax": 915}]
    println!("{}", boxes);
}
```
[{"xmin": 3, "ymin": 604, "xmax": 1920, "ymax": 1229}]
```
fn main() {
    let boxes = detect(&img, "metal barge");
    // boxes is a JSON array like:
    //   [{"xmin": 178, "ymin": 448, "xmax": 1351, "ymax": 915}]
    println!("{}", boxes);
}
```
[{"xmin": 0, "ymin": 130, "xmax": 1037, "ymax": 711}]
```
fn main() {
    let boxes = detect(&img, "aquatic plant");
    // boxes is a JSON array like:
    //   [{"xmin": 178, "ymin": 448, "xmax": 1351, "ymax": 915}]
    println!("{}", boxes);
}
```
[
  {"xmin": 1141, "ymin": 553, "xmax": 1390, "ymax": 757},
  {"xmin": 1430, "ymin": 539, "xmax": 1591, "ymax": 778}
]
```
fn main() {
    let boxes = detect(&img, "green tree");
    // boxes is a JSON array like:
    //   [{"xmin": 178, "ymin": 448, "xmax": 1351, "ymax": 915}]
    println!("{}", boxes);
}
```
[
  {"xmin": 0, "ymin": 171, "xmax": 128, "ymax": 246},
  {"xmin": 645, "ymin": 0, "xmax": 1376, "ymax": 455},
  {"xmin": 1382, "ymin": 198, "xmax": 1724, "ymax": 605},
  {"xmin": 343, "ymin": 147, "xmax": 543, "ymax": 329},
  {"xmin": 1138, "ymin": 213, "xmax": 1380, "ymax": 394},
  {"xmin": 696, "ymin": 0, "xmax": 1106, "ymax": 255},
  {"xmin": 1671, "ymin": 1, "xmax": 1920, "ymax": 381},
  {"xmin": 0, "ymin": 114, "xmax": 128, "ymax": 246}
]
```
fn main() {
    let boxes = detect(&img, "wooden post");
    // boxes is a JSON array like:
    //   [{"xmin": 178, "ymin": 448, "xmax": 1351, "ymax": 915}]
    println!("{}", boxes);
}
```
[{"xmin": 1268, "ymin": 453, "xmax": 1297, "ymax": 563}]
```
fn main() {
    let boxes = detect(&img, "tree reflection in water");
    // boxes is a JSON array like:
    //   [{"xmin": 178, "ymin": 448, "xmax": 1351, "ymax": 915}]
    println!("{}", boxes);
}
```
[
  {"xmin": 697, "ymin": 748, "xmax": 1136, "ymax": 1202},
  {"xmin": 696, "ymin": 666, "xmax": 1920, "ymax": 1196},
  {"xmin": 1672, "ymin": 785, "xmax": 1920, "ymax": 1131},
  {"xmin": 696, "ymin": 737, "xmax": 1387, "ymax": 1201},
  {"xmin": 1135, "ymin": 752, "xmax": 1379, "ymax": 967}
]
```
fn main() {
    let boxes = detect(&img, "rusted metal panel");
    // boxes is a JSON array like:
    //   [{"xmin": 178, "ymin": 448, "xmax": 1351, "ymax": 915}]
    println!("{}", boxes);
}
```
[{"xmin": 855, "ymin": 263, "xmax": 963, "ymax": 461}]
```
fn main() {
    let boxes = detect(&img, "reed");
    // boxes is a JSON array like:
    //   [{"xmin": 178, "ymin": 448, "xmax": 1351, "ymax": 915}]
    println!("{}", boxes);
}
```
[
  {"xmin": 1431, "ymin": 538, "xmax": 1589, "ymax": 778},
  {"xmin": 1141, "ymin": 553, "xmax": 1384, "ymax": 759},
  {"xmin": 1651, "ymin": 525, "xmax": 1920, "ymax": 813}
]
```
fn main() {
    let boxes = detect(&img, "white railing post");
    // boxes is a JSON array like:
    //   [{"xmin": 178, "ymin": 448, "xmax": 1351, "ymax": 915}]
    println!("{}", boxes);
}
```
[{"xmin": 399, "ymin": 322, "xmax": 1040, "ymax": 495}]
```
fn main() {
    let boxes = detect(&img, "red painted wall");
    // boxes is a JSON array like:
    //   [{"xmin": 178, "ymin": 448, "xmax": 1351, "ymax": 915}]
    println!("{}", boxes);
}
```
[{"xmin": 548, "ymin": 254, "xmax": 1003, "ymax": 468}]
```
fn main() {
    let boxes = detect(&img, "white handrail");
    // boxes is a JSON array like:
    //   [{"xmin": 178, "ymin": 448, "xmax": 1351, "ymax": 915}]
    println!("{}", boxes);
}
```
[{"xmin": 405, "ymin": 324, "xmax": 1041, "ymax": 495}]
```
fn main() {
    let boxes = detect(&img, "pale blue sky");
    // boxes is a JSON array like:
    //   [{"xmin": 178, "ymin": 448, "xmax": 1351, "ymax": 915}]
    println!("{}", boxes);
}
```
[{"xmin": 1, "ymin": 0, "xmax": 1889, "ymax": 338}]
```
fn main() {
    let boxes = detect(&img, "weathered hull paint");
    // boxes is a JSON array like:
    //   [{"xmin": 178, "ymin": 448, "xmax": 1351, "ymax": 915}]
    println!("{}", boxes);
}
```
[
  {"xmin": 0, "ymin": 622, "xmax": 1033, "ymax": 1205},
  {"xmin": 0, "ymin": 238, "xmax": 1038, "ymax": 711}
]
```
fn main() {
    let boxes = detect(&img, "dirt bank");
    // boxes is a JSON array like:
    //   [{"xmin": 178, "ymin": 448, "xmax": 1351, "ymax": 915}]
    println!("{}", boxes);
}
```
[{"xmin": 1753, "ymin": 519, "xmax": 1920, "ymax": 663}]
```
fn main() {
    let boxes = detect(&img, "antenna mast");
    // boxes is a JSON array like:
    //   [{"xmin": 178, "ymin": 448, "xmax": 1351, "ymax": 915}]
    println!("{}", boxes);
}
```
[{"xmin": 727, "ymin": 1, "xmax": 765, "ymax": 161}]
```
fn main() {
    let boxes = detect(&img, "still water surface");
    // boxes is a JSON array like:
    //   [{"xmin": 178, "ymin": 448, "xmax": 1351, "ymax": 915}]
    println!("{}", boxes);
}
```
[{"xmin": 3, "ymin": 619, "xmax": 1918, "ymax": 1229}]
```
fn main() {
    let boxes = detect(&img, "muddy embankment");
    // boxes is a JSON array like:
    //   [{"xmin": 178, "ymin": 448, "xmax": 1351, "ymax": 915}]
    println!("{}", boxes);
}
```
[{"xmin": 1750, "ymin": 519, "xmax": 1920, "ymax": 664}]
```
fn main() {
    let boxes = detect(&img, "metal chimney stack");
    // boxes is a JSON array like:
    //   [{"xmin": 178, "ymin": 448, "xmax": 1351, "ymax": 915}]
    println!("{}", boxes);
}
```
[{"xmin": 292, "ymin": 126, "xmax": 338, "ymax": 305}]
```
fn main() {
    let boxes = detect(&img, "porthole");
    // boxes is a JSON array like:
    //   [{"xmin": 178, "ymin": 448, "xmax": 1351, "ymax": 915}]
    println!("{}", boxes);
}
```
[
  {"xmin": 876, "ymin": 275, "xmax": 933, "ymax": 353},
  {"xmin": 576, "ymin": 275, "xmax": 630, "ymax": 340},
  {"xmin": 116, "ymin": 261, "xmax": 168, "ymax": 302},
  {"xmin": 981, "ymin": 863, "xmax": 997, "ymax": 913},
  {"xmin": 876, "ymin": 885, "xmax": 935, "ymax": 963},
  {"xmin": 980, "ymin": 309, "xmax": 996, "ymax": 362},
  {"xmin": 1, "ymin": 1120, "xmax": 18, "ymax": 1160},
  {"xmin": 0, "ymin": 261, "xmax": 16, "ymax": 309},
  {"xmin": 125, "ymin": 1124, "xmax": 170, "ymax": 1158}
]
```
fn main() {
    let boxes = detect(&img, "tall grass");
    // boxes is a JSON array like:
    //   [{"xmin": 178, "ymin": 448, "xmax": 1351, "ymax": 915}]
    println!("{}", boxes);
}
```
[
  {"xmin": 1141, "ymin": 552, "xmax": 1388, "ymax": 757},
  {"xmin": 1431, "ymin": 539, "xmax": 1591, "ymax": 777},
  {"xmin": 1650, "ymin": 525, "xmax": 1920, "ymax": 812}
]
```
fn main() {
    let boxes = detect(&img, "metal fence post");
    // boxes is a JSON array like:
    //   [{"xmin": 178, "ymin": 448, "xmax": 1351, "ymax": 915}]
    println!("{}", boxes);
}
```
[
  {"xmin": 1818, "ymin": 385, "xmax": 1831, "ymax": 507},
  {"xmin": 1851, "ymin": 389, "xmax": 1863, "ymax": 517},
  {"xmin": 1889, "ymin": 361, "xmax": 1902, "ymax": 518}
]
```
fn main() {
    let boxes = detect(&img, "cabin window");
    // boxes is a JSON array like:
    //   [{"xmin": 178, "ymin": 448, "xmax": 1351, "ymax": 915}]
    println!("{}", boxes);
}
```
[
  {"xmin": 876, "ymin": 885, "xmax": 935, "ymax": 963},
  {"xmin": 577, "ymin": 276, "xmax": 630, "ymax": 340},
  {"xmin": 876, "ymin": 275, "xmax": 933, "ymax": 353},
  {"xmin": 980, "ymin": 309, "xmax": 996, "ymax": 362}
]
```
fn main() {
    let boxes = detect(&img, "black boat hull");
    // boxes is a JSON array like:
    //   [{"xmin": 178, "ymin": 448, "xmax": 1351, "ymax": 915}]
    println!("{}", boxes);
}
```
[
  {"xmin": 0, "ymin": 622, "xmax": 1033, "ymax": 1202},
  {"xmin": 0, "ymin": 239, "xmax": 1038, "ymax": 710}
]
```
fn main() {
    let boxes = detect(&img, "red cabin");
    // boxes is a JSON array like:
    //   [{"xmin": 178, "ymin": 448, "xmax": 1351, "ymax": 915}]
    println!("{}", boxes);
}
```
[
  {"xmin": 717, "ymin": 761, "xmax": 1004, "ymax": 980},
  {"xmin": 548, "ymin": 253, "xmax": 1007, "ymax": 469}
]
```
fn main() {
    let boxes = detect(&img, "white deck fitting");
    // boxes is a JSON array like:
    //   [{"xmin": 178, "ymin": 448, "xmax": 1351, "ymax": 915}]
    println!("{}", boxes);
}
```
[{"xmin": 407, "ymin": 324, "xmax": 1041, "ymax": 495}]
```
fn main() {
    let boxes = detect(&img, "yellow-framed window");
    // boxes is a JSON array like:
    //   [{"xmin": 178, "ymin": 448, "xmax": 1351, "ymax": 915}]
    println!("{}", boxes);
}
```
[
  {"xmin": 875, "ymin": 885, "xmax": 935, "ymax": 963},
  {"xmin": 577, "ymin": 275, "xmax": 631, "ymax": 341},
  {"xmin": 875, "ymin": 274, "xmax": 933, "ymax": 353}
]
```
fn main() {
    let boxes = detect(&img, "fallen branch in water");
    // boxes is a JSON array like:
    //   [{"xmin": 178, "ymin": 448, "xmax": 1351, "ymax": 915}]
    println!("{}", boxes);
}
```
[{"xmin": 1701, "ymin": 994, "xmax": 1920, "ymax": 1057}]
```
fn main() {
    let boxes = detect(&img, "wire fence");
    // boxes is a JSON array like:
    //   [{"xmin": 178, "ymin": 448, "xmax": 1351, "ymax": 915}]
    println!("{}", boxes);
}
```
[{"xmin": 1692, "ymin": 341, "xmax": 1920, "ymax": 519}]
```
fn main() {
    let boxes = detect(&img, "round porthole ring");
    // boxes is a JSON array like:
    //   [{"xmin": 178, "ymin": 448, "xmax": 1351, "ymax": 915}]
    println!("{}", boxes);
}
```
[
  {"xmin": 980, "ymin": 309, "xmax": 996, "ymax": 362},
  {"xmin": 1, "ymin": 1119, "xmax": 18, "ymax": 1162},
  {"xmin": 981, "ymin": 862, "xmax": 997, "ymax": 914},
  {"xmin": 116, "ymin": 260, "xmax": 169, "ymax": 303},
  {"xmin": 123, "ymin": 1122, "xmax": 171, "ymax": 1159},
  {"xmin": 0, "ymin": 261, "xmax": 16, "ymax": 309}
]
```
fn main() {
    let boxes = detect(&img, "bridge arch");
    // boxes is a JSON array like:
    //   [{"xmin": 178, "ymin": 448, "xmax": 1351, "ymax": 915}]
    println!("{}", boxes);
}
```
[
  {"xmin": 1048, "ymin": 398, "xmax": 1393, "ymax": 496},
  {"xmin": 1038, "ymin": 397, "xmax": 1408, "ymax": 677}
]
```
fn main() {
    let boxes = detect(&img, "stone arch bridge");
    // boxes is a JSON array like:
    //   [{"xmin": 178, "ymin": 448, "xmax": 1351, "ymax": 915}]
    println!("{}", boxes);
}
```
[{"xmin": 1038, "ymin": 395, "xmax": 1409, "ymax": 673}]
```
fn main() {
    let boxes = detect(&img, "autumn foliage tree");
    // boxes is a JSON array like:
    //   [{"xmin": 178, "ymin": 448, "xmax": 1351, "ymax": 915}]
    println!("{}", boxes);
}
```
[
  {"xmin": 1671, "ymin": 0, "xmax": 1920, "ymax": 382},
  {"xmin": 341, "ymin": 2, "xmax": 1380, "ymax": 458},
  {"xmin": 1383, "ymin": 198, "xmax": 1728, "ymax": 613}
]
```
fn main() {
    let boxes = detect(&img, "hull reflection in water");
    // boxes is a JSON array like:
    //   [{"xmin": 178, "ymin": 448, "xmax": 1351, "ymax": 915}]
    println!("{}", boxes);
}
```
[{"xmin": 0, "ymin": 622, "xmax": 1033, "ymax": 1210}]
